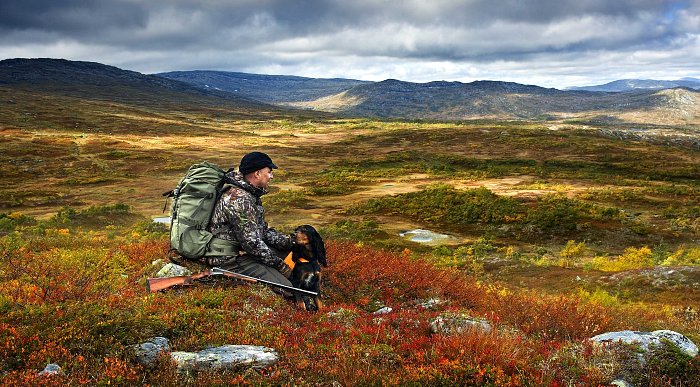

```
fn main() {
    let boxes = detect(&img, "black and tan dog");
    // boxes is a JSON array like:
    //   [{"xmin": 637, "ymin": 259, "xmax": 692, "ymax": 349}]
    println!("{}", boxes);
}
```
[{"xmin": 286, "ymin": 225, "xmax": 327, "ymax": 311}]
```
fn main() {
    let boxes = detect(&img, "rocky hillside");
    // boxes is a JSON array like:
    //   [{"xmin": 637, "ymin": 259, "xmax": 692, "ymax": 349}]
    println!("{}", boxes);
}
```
[
  {"xmin": 568, "ymin": 78, "xmax": 700, "ymax": 92},
  {"xmin": 0, "ymin": 58, "xmax": 271, "ymax": 110},
  {"xmin": 157, "ymin": 70, "xmax": 369, "ymax": 103},
  {"xmin": 3, "ymin": 59, "xmax": 699, "ymax": 124},
  {"xmin": 289, "ymin": 78, "xmax": 700, "ymax": 122}
]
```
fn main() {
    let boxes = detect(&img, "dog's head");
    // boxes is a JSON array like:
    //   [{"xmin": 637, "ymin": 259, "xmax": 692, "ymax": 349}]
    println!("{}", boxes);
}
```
[{"xmin": 293, "ymin": 224, "xmax": 327, "ymax": 267}]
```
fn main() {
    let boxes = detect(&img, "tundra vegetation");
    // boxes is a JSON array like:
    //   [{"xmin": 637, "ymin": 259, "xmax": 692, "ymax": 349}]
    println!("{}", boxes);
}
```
[{"xmin": 0, "ymin": 86, "xmax": 699, "ymax": 385}]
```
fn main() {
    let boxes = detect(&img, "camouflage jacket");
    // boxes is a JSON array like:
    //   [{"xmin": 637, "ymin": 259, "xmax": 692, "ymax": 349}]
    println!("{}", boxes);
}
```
[{"xmin": 207, "ymin": 172, "xmax": 292, "ymax": 267}]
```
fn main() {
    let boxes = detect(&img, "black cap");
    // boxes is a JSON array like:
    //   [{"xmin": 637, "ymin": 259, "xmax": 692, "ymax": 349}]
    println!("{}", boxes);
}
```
[{"xmin": 239, "ymin": 152, "xmax": 278, "ymax": 175}]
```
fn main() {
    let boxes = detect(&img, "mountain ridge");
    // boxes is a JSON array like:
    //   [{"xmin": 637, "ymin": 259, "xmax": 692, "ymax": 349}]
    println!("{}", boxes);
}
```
[
  {"xmin": 0, "ymin": 58, "xmax": 275, "ymax": 111},
  {"xmin": 156, "ymin": 70, "xmax": 369, "ymax": 103},
  {"xmin": 568, "ymin": 78, "xmax": 700, "ymax": 92},
  {"xmin": 1, "ymin": 58, "xmax": 698, "ymax": 124}
]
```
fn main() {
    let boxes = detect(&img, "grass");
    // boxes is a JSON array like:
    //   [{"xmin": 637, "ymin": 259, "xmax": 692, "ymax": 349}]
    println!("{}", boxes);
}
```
[{"xmin": 1, "ymin": 83, "xmax": 699, "ymax": 384}]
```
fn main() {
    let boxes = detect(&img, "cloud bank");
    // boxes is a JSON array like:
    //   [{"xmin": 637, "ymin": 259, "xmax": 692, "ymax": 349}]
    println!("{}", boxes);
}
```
[{"xmin": 1, "ymin": 0, "xmax": 698, "ymax": 88}]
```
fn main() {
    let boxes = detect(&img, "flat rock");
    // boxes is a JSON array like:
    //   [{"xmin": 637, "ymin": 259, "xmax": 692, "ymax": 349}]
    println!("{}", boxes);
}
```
[
  {"xmin": 38, "ymin": 363, "xmax": 62, "ymax": 376},
  {"xmin": 156, "ymin": 263, "xmax": 192, "ymax": 278},
  {"xmin": 132, "ymin": 337, "xmax": 171, "ymax": 365},
  {"xmin": 170, "ymin": 345, "xmax": 278, "ymax": 371},
  {"xmin": 590, "ymin": 330, "xmax": 698, "ymax": 357},
  {"xmin": 373, "ymin": 306, "xmax": 393, "ymax": 315}
]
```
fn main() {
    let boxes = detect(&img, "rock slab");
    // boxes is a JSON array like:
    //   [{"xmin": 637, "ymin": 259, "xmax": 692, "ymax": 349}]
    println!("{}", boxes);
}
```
[
  {"xmin": 590, "ymin": 330, "xmax": 698, "ymax": 357},
  {"xmin": 38, "ymin": 363, "xmax": 62, "ymax": 376},
  {"xmin": 133, "ymin": 336, "xmax": 171, "ymax": 365},
  {"xmin": 170, "ymin": 345, "xmax": 279, "ymax": 371}
]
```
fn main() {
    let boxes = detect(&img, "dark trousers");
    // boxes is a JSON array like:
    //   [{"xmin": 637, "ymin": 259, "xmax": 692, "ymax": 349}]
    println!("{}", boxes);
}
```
[{"xmin": 218, "ymin": 251, "xmax": 293, "ymax": 297}]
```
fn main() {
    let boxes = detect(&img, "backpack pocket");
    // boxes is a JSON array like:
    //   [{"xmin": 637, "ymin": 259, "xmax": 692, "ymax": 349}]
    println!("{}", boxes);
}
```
[{"xmin": 177, "ymin": 226, "xmax": 214, "ymax": 259}]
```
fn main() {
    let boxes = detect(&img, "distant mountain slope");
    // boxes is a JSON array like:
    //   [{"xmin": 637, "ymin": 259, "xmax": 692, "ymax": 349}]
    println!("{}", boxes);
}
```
[
  {"xmin": 568, "ymin": 78, "xmax": 700, "ymax": 92},
  {"xmin": 156, "ymin": 70, "xmax": 369, "ymax": 103},
  {"xmin": 0, "ymin": 58, "xmax": 273, "ymax": 110},
  {"xmin": 287, "ymin": 78, "xmax": 700, "ymax": 121}
]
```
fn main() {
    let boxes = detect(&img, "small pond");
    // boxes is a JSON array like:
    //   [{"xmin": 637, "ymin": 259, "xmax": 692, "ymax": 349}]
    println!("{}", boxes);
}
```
[
  {"xmin": 399, "ymin": 229, "xmax": 455, "ymax": 244},
  {"xmin": 153, "ymin": 216, "xmax": 171, "ymax": 225}
]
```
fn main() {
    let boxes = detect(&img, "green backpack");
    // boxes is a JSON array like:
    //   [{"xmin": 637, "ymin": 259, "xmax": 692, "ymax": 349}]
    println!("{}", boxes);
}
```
[{"xmin": 164, "ymin": 161, "xmax": 240, "ymax": 260}]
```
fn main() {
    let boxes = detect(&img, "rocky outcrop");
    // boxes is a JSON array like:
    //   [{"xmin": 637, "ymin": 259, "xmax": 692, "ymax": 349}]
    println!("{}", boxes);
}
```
[
  {"xmin": 133, "ymin": 337, "xmax": 278, "ymax": 371},
  {"xmin": 590, "ymin": 330, "xmax": 698, "ymax": 358},
  {"xmin": 132, "ymin": 337, "xmax": 171, "ymax": 365},
  {"xmin": 170, "ymin": 345, "xmax": 278, "ymax": 371},
  {"xmin": 38, "ymin": 363, "xmax": 62, "ymax": 376}
]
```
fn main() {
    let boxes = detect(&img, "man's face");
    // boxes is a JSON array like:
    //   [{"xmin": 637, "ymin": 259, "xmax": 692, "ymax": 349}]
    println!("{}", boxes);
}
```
[{"xmin": 250, "ymin": 167, "xmax": 274, "ymax": 189}]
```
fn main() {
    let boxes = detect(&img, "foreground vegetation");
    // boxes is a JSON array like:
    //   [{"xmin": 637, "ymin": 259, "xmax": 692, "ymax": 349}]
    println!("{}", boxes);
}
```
[
  {"xmin": 0, "ymin": 207, "xmax": 698, "ymax": 385},
  {"xmin": 1, "ymin": 84, "xmax": 699, "ymax": 384}
]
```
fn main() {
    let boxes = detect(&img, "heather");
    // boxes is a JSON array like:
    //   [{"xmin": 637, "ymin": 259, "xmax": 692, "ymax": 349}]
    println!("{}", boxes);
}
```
[{"xmin": 1, "ymin": 210, "xmax": 698, "ymax": 385}]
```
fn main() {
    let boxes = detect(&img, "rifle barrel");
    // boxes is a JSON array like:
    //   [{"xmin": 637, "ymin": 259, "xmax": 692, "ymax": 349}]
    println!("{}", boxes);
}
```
[{"xmin": 211, "ymin": 267, "xmax": 318, "ymax": 297}]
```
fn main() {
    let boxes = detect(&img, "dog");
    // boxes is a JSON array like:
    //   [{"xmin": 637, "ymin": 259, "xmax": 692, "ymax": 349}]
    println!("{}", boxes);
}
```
[{"xmin": 289, "ymin": 225, "xmax": 327, "ymax": 311}]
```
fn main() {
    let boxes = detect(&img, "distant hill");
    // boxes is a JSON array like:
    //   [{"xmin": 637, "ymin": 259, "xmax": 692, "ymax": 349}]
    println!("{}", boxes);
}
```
[
  {"xmin": 0, "ymin": 58, "xmax": 274, "ymax": 111},
  {"xmin": 286, "ymin": 78, "xmax": 700, "ymax": 122},
  {"xmin": 156, "ymin": 70, "xmax": 369, "ymax": 103},
  {"xmin": 568, "ymin": 78, "xmax": 700, "ymax": 92},
  {"xmin": 1, "ymin": 58, "xmax": 697, "ymax": 124}
]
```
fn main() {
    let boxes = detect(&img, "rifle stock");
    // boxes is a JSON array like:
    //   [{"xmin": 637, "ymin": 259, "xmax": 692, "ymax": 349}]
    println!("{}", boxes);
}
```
[{"xmin": 146, "ymin": 270, "xmax": 211, "ymax": 293}]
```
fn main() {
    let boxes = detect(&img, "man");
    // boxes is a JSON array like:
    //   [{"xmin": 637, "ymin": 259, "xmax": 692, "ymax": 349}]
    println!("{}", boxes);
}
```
[{"xmin": 207, "ymin": 151, "xmax": 294, "ymax": 291}]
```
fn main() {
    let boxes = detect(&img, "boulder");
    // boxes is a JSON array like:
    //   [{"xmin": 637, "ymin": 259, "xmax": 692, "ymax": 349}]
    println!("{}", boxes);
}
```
[
  {"xmin": 430, "ymin": 313, "xmax": 492, "ymax": 335},
  {"xmin": 156, "ymin": 263, "xmax": 192, "ymax": 278},
  {"xmin": 38, "ymin": 363, "xmax": 62, "ymax": 376},
  {"xmin": 590, "ymin": 330, "xmax": 698, "ymax": 357},
  {"xmin": 132, "ymin": 337, "xmax": 171, "ymax": 365},
  {"xmin": 610, "ymin": 379, "xmax": 633, "ymax": 387},
  {"xmin": 170, "ymin": 345, "xmax": 278, "ymax": 371},
  {"xmin": 373, "ymin": 306, "xmax": 393, "ymax": 315}
]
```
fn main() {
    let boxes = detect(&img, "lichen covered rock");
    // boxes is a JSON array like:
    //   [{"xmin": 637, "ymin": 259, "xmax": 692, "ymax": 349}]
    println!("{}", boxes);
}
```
[{"xmin": 170, "ymin": 345, "xmax": 278, "ymax": 371}]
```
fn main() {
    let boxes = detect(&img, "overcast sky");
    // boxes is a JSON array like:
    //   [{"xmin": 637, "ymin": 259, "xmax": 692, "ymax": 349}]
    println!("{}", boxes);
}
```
[{"xmin": 1, "ymin": 0, "xmax": 699, "ymax": 88}]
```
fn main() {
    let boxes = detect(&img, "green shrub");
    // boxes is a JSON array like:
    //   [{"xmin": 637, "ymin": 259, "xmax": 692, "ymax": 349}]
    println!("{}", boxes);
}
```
[
  {"xmin": 351, "ymin": 185, "xmax": 523, "ymax": 226},
  {"xmin": 0, "ymin": 212, "xmax": 34, "ymax": 233},
  {"xmin": 320, "ymin": 219, "xmax": 382, "ymax": 241},
  {"xmin": 264, "ymin": 189, "xmax": 311, "ymax": 212},
  {"xmin": 525, "ymin": 195, "xmax": 585, "ymax": 232},
  {"xmin": 46, "ymin": 204, "xmax": 134, "ymax": 228},
  {"xmin": 305, "ymin": 171, "xmax": 366, "ymax": 196}
]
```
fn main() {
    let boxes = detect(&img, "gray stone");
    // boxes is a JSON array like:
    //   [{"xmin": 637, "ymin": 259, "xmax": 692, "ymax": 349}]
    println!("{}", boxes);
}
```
[
  {"xmin": 38, "ymin": 363, "xmax": 62, "ymax": 376},
  {"xmin": 430, "ymin": 314, "xmax": 492, "ymax": 335},
  {"xmin": 133, "ymin": 337, "xmax": 171, "ymax": 365},
  {"xmin": 156, "ymin": 263, "xmax": 192, "ymax": 278},
  {"xmin": 373, "ymin": 306, "xmax": 393, "ymax": 315},
  {"xmin": 170, "ymin": 345, "xmax": 278, "ymax": 371},
  {"xmin": 610, "ymin": 379, "xmax": 633, "ymax": 387},
  {"xmin": 416, "ymin": 298, "xmax": 443, "ymax": 309},
  {"xmin": 590, "ymin": 330, "xmax": 698, "ymax": 357}
]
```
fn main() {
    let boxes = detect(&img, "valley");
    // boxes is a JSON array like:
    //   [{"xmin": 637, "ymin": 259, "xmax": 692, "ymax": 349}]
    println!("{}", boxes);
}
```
[{"xmin": 1, "ymin": 58, "xmax": 698, "ymax": 385}]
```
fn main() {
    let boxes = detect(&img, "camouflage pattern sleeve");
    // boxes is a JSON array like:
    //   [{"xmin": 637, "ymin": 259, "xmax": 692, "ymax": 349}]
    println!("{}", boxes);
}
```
[
  {"xmin": 263, "ymin": 227, "xmax": 293, "ymax": 251},
  {"xmin": 225, "ymin": 193, "xmax": 281, "ymax": 267}
]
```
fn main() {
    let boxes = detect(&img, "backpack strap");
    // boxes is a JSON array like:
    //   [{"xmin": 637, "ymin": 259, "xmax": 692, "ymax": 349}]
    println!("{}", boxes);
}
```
[{"xmin": 206, "ymin": 237, "xmax": 241, "ymax": 257}]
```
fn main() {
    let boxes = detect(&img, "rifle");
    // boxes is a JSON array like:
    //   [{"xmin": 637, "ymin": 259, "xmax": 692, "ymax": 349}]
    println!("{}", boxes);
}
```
[{"xmin": 146, "ymin": 266, "xmax": 318, "ymax": 297}]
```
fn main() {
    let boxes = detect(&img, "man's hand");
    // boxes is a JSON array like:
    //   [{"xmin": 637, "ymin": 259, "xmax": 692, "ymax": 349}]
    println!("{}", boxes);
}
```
[{"xmin": 275, "ymin": 260, "xmax": 292, "ymax": 279}]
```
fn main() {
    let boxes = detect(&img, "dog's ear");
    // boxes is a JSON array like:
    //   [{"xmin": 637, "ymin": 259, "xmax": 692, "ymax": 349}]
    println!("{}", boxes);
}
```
[
  {"xmin": 306, "ymin": 226, "xmax": 327, "ymax": 267},
  {"xmin": 297, "ymin": 225, "xmax": 327, "ymax": 266}
]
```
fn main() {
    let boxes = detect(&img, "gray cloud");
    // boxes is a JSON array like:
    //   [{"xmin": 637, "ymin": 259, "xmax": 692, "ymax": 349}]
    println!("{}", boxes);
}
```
[{"xmin": 1, "ymin": 0, "xmax": 698, "ymax": 87}]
